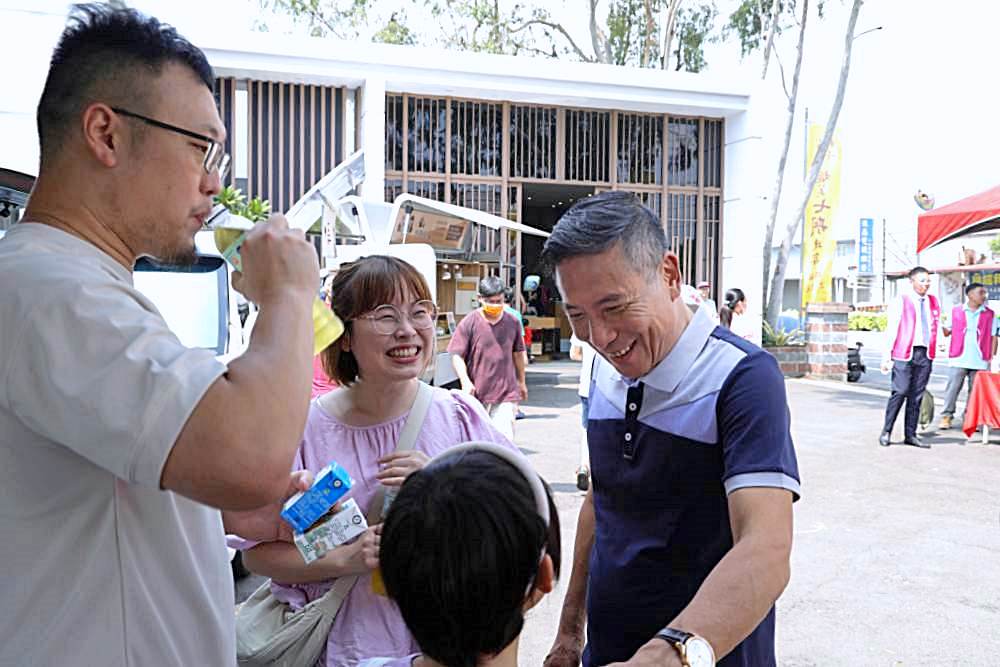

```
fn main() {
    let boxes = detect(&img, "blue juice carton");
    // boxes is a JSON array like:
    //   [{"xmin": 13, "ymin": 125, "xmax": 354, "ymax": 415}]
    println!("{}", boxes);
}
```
[{"xmin": 280, "ymin": 462, "xmax": 353, "ymax": 533}]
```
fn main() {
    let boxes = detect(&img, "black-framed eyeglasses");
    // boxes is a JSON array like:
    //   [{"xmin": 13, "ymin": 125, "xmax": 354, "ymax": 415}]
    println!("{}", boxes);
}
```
[
  {"xmin": 112, "ymin": 107, "xmax": 230, "ymax": 179},
  {"xmin": 357, "ymin": 300, "xmax": 438, "ymax": 335}
]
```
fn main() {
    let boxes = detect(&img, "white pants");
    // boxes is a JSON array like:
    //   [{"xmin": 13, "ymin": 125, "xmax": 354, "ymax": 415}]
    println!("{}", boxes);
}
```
[{"xmin": 484, "ymin": 401, "xmax": 517, "ymax": 441}]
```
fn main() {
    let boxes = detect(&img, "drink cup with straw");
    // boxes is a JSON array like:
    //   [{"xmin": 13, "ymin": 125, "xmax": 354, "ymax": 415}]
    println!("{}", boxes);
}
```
[{"xmin": 204, "ymin": 204, "xmax": 343, "ymax": 356}]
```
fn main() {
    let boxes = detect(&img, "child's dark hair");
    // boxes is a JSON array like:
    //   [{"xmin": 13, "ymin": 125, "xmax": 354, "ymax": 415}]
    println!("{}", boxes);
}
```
[{"xmin": 380, "ymin": 448, "xmax": 561, "ymax": 667}]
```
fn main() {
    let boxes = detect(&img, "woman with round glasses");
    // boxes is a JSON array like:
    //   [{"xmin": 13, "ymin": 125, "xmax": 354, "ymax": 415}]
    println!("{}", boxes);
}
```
[{"xmin": 229, "ymin": 255, "xmax": 518, "ymax": 666}]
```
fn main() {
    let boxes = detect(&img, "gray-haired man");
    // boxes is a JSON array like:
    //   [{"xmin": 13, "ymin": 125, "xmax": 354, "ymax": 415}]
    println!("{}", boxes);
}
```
[{"xmin": 542, "ymin": 192, "xmax": 800, "ymax": 667}]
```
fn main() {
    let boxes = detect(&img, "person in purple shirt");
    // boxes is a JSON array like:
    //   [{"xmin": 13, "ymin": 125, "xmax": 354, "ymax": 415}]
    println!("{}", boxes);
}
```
[
  {"xmin": 229, "ymin": 256, "xmax": 517, "ymax": 666},
  {"xmin": 448, "ymin": 275, "xmax": 527, "ymax": 440}
]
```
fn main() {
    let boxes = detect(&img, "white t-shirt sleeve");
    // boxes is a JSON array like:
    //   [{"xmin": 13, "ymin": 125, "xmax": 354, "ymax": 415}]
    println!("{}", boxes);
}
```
[{"xmin": 3, "ymin": 278, "xmax": 226, "ymax": 487}]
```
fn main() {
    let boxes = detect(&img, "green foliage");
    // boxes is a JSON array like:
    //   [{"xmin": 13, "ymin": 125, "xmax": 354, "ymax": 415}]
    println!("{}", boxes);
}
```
[
  {"xmin": 672, "ymin": 3, "xmax": 716, "ymax": 72},
  {"xmin": 989, "ymin": 236, "xmax": 1000, "ymax": 255},
  {"xmin": 215, "ymin": 185, "xmax": 246, "ymax": 212},
  {"xmin": 260, "ymin": 0, "xmax": 740, "ymax": 74},
  {"xmin": 242, "ymin": 197, "xmax": 272, "ymax": 223},
  {"xmin": 214, "ymin": 186, "xmax": 271, "ymax": 223},
  {"xmin": 606, "ymin": 0, "xmax": 644, "ymax": 66},
  {"xmin": 762, "ymin": 320, "xmax": 803, "ymax": 347},
  {"xmin": 848, "ymin": 312, "xmax": 887, "ymax": 332},
  {"xmin": 373, "ymin": 13, "xmax": 415, "ymax": 45},
  {"xmin": 724, "ymin": 0, "xmax": 824, "ymax": 60}
]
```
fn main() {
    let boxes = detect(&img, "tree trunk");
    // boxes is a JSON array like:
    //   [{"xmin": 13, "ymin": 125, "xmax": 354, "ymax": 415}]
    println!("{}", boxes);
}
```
[
  {"xmin": 765, "ymin": 0, "xmax": 864, "ymax": 326},
  {"xmin": 589, "ymin": 0, "xmax": 609, "ymax": 62},
  {"xmin": 641, "ymin": 0, "xmax": 657, "ymax": 67},
  {"xmin": 660, "ymin": 0, "xmax": 683, "ymax": 68},
  {"xmin": 760, "ymin": 0, "xmax": 781, "ymax": 79},
  {"xmin": 760, "ymin": 0, "xmax": 808, "ymax": 309}
]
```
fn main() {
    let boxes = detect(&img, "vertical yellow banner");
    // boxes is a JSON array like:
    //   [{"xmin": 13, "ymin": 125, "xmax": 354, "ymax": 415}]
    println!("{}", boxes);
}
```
[{"xmin": 801, "ymin": 124, "xmax": 842, "ymax": 306}]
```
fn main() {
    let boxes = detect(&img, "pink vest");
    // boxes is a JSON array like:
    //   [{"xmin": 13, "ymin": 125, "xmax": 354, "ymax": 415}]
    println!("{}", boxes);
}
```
[
  {"xmin": 891, "ymin": 293, "xmax": 939, "ymax": 361},
  {"xmin": 948, "ymin": 305, "xmax": 993, "ymax": 362}
]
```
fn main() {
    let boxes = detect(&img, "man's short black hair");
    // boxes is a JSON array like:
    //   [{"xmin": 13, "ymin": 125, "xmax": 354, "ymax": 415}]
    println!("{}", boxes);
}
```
[
  {"xmin": 908, "ymin": 266, "xmax": 930, "ymax": 279},
  {"xmin": 541, "ymin": 191, "xmax": 668, "ymax": 276},
  {"xmin": 380, "ymin": 450, "xmax": 561, "ymax": 667},
  {"xmin": 37, "ymin": 3, "xmax": 214, "ymax": 163},
  {"xmin": 478, "ymin": 275, "xmax": 505, "ymax": 298},
  {"xmin": 966, "ymin": 282, "xmax": 985, "ymax": 296}
]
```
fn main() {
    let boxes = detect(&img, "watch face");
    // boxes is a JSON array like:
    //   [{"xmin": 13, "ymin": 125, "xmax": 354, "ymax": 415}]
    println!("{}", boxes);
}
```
[{"xmin": 685, "ymin": 638, "xmax": 715, "ymax": 667}]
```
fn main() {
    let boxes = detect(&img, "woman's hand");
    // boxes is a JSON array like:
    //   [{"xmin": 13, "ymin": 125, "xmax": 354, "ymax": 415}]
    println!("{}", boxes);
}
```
[
  {"xmin": 375, "ymin": 450, "xmax": 430, "ymax": 487},
  {"xmin": 327, "ymin": 524, "xmax": 382, "ymax": 576}
]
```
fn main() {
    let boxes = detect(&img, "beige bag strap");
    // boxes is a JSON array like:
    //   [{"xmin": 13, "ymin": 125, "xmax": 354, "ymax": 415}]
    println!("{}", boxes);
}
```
[
  {"xmin": 367, "ymin": 381, "xmax": 434, "ymax": 525},
  {"xmin": 313, "ymin": 381, "xmax": 433, "ymax": 614}
]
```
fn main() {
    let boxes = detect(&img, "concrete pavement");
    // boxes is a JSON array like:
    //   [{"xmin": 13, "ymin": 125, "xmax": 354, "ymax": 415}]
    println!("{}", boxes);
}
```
[{"xmin": 512, "ymin": 360, "xmax": 1000, "ymax": 666}]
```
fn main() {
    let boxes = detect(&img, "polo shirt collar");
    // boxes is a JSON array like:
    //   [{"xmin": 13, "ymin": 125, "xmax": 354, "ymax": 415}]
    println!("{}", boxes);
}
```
[
  {"xmin": 965, "ymin": 303, "xmax": 985, "ymax": 314},
  {"xmin": 624, "ymin": 307, "xmax": 714, "ymax": 393}
]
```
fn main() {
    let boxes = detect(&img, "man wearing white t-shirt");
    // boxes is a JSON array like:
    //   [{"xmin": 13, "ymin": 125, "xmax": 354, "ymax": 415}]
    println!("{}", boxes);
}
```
[{"xmin": 0, "ymin": 6, "xmax": 318, "ymax": 666}]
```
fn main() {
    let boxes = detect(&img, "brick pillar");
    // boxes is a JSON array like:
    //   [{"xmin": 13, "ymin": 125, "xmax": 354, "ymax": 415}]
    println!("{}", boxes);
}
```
[{"xmin": 805, "ymin": 303, "xmax": 850, "ymax": 381}]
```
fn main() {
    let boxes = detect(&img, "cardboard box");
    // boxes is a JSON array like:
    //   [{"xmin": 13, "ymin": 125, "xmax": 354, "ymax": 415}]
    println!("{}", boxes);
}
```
[
  {"xmin": 281, "ymin": 462, "xmax": 353, "ymax": 533},
  {"xmin": 525, "ymin": 316, "xmax": 557, "ymax": 329},
  {"xmin": 293, "ymin": 498, "xmax": 369, "ymax": 564}
]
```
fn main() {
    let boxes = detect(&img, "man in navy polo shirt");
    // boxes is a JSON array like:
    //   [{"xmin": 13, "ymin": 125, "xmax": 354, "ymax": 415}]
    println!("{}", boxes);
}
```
[{"xmin": 541, "ymin": 192, "xmax": 800, "ymax": 667}]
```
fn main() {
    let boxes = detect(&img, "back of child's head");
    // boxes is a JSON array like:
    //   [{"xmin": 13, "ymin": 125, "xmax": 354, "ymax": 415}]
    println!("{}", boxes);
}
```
[{"xmin": 380, "ymin": 444, "xmax": 561, "ymax": 667}]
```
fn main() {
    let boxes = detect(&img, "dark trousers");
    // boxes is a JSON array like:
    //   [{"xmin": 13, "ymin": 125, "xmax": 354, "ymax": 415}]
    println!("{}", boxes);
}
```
[{"xmin": 883, "ymin": 346, "xmax": 933, "ymax": 439}]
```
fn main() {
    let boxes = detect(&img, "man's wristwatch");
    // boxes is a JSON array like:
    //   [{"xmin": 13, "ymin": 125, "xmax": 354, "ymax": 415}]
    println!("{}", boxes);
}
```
[{"xmin": 654, "ymin": 627, "xmax": 715, "ymax": 667}]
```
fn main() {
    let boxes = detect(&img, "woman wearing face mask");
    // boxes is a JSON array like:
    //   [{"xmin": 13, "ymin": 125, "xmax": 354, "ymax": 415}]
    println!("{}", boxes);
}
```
[{"xmin": 229, "ymin": 256, "xmax": 518, "ymax": 667}]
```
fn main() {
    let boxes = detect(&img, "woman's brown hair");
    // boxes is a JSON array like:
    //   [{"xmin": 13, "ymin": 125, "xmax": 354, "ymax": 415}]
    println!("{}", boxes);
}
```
[{"xmin": 321, "ymin": 255, "xmax": 434, "ymax": 386}]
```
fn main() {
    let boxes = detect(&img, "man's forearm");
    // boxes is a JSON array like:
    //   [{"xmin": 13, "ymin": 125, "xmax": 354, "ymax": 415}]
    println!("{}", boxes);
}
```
[
  {"xmin": 667, "ymin": 530, "xmax": 791, "ymax": 659},
  {"xmin": 451, "ymin": 354, "xmax": 472, "ymax": 386},
  {"xmin": 164, "ymin": 295, "xmax": 314, "ymax": 509},
  {"xmin": 514, "ymin": 350, "xmax": 526, "ymax": 384},
  {"xmin": 226, "ymin": 297, "xmax": 313, "ymax": 449},
  {"xmin": 557, "ymin": 489, "xmax": 595, "ymax": 636}
]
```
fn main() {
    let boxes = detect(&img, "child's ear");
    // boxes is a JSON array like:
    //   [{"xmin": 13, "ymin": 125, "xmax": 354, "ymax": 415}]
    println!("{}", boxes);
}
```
[{"xmin": 522, "ymin": 554, "xmax": 555, "ymax": 612}]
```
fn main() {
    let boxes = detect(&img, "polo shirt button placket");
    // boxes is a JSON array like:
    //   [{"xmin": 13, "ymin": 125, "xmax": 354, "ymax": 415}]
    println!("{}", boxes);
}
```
[{"xmin": 623, "ymin": 384, "xmax": 644, "ymax": 461}]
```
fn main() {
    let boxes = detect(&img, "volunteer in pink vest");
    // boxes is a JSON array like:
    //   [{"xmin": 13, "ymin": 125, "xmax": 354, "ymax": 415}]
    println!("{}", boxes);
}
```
[
  {"xmin": 879, "ymin": 267, "xmax": 939, "ymax": 448},
  {"xmin": 939, "ymin": 282, "xmax": 998, "ymax": 431}
]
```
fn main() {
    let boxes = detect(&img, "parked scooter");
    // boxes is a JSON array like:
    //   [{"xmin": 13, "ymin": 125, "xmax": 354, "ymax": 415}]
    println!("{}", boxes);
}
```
[{"xmin": 847, "ymin": 341, "xmax": 866, "ymax": 382}]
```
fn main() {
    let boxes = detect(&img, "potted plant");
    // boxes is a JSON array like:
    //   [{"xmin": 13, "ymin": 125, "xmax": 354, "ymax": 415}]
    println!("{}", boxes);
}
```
[{"xmin": 762, "ymin": 321, "xmax": 807, "ymax": 378}]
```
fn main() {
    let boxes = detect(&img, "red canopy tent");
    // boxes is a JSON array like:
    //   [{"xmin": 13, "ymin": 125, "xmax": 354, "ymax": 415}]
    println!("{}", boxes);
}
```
[{"xmin": 917, "ymin": 184, "xmax": 1000, "ymax": 252}]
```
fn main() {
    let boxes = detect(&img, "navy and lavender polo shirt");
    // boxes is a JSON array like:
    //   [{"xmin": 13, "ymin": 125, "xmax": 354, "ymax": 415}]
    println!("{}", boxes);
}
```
[{"xmin": 582, "ymin": 308, "xmax": 801, "ymax": 667}]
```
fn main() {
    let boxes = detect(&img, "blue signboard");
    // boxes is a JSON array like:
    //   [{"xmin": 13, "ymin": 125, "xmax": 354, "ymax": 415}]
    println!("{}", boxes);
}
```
[
  {"xmin": 858, "ymin": 218, "xmax": 874, "ymax": 275},
  {"xmin": 969, "ymin": 270, "xmax": 1000, "ymax": 301}
]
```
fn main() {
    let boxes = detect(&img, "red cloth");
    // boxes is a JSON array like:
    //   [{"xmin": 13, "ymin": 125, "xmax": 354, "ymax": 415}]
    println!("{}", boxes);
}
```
[
  {"xmin": 962, "ymin": 371, "xmax": 1000, "ymax": 436},
  {"xmin": 917, "ymin": 184, "xmax": 1000, "ymax": 252},
  {"xmin": 311, "ymin": 355, "xmax": 338, "ymax": 397}
]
